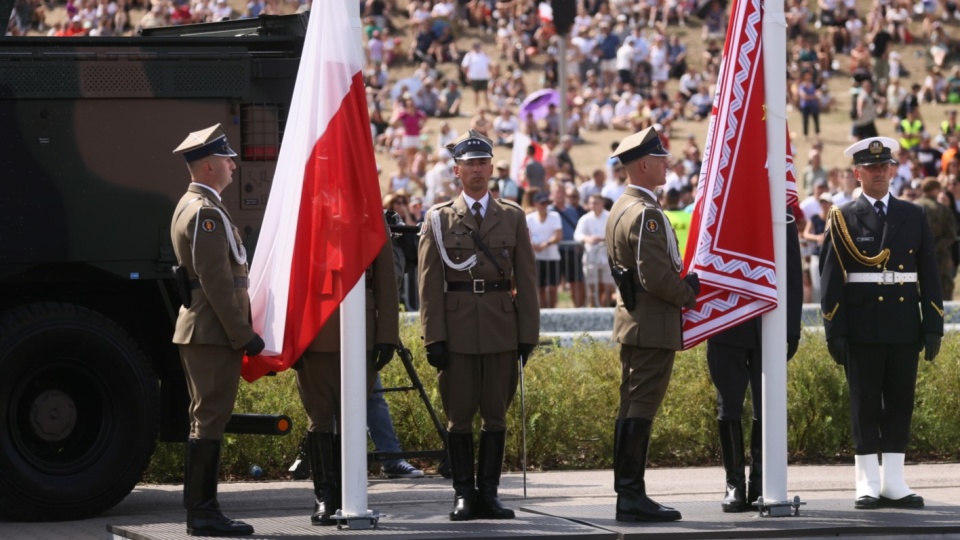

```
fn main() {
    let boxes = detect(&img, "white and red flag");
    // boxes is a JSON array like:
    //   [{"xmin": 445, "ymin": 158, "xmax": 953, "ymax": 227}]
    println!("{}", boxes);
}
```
[
  {"xmin": 242, "ymin": 0, "xmax": 385, "ymax": 381},
  {"xmin": 680, "ymin": 0, "xmax": 796, "ymax": 349}
]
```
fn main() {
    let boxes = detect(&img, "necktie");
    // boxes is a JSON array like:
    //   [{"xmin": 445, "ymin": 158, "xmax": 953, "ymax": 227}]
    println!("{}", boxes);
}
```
[
  {"xmin": 874, "ymin": 200, "xmax": 886, "ymax": 221},
  {"xmin": 472, "ymin": 201, "xmax": 484, "ymax": 228}
]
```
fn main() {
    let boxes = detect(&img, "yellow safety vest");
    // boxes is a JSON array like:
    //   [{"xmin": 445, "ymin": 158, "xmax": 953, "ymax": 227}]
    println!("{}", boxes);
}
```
[{"xmin": 899, "ymin": 119, "xmax": 923, "ymax": 150}]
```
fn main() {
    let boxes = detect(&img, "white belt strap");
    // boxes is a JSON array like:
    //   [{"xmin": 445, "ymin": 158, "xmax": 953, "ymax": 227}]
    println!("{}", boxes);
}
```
[{"xmin": 846, "ymin": 271, "xmax": 918, "ymax": 284}]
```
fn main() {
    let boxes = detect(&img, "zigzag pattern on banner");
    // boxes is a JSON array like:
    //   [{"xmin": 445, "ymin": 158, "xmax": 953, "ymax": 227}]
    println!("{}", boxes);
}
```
[
  {"xmin": 684, "ymin": 292, "xmax": 746, "ymax": 322},
  {"xmin": 698, "ymin": 253, "xmax": 776, "ymax": 284},
  {"xmin": 681, "ymin": 0, "xmax": 776, "ymax": 349},
  {"xmin": 695, "ymin": 5, "xmax": 762, "ymax": 262}
]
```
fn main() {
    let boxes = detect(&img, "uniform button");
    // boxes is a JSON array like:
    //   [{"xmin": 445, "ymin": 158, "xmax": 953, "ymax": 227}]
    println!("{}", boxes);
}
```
[
  {"xmin": 899, "ymin": 297, "xmax": 905, "ymax": 302},
  {"xmin": 909, "ymin": 249, "xmax": 914, "ymax": 254},
  {"xmin": 898, "ymin": 265, "xmax": 904, "ymax": 270},
  {"xmin": 862, "ymin": 250, "xmax": 867, "ymax": 254},
  {"xmin": 876, "ymin": 264, "xmax": 882, "ymax": 269},
  {"xmin": 878, "ymin": 296, "xmax": 884, "ymax": 302}
]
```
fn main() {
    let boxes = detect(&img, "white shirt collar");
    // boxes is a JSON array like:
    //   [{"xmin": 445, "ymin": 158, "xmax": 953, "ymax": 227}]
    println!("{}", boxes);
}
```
[
  {"xmin": 862, "ymin": 191, "xmax": 890, "ymax": 209},
  {"xmin": 191, "ymin": 182, "xmax": 222, "ymax": 202},
  {"xmin": 462, "ymin": 192, "xmax": 491, "ymax": 216}
]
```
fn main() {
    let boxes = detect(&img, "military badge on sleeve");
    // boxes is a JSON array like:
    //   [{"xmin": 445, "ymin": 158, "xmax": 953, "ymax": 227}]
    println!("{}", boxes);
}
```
[
  {"xmin": 645, "ymin": 219, "xmax": 659, "ymax": 233},
  {"xmin": 201, "ymin": 219, "xmax": 217, "ymax": 233}
]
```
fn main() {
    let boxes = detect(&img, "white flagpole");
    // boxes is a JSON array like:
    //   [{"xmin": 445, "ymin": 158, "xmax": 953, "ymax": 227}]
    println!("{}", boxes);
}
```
[
  {"xmin": 760, "ymin": 0, "xmax": 790, "ymax": 513},
  {"xmin": 339, "ymin": 0, "xmax": 375, "ymax": 528}
]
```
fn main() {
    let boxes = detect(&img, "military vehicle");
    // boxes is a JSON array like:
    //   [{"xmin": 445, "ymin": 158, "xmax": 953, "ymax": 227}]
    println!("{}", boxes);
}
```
[{"xmin": 0, "ymin": 3, "xmax": 305, "ymax": 521}]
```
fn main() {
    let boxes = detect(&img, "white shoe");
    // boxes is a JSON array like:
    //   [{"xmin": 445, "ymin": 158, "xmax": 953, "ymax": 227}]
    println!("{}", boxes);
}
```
[
  {"xmin": 880, "ymin": 453, "xmax": 914, "ymax": 500},
  {"xmin": 854, "ymin": 454, "xmax": 880, "ymax": 499}
]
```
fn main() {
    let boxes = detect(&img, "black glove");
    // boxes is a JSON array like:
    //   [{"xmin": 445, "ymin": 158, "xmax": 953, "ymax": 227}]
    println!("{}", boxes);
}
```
[
  {"xmin": 683, "ymin": 272, "xmax": 701, "ymax": 296},
  {"xmin": 923, "ymin": 333, "xmax": 941, "ymax": 362},
  {"xmin": 518, "ymin": 342, "xmax": 536, "ymax": 368},
  {"xmin": 372, "ymin": 343, "xmax": 397, "ymax": 371},
  {"xmin": 787, "ymin": 338, "xmax": 799, "ymax": 361},
  {"xmin": 244, "ymin": 334, "xmax": 265, "ymax": 356},
  {"xmin": 425, "ymin": 341, "xmax": 449, "ymax": 370},
  {"xmin": 826, "ymin": 336, "xmax": 847, "ymax": 367}
]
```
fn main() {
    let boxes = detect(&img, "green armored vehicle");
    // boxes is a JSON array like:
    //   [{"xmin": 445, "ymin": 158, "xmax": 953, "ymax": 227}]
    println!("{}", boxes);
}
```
[{"xmin": 0, "ymin": 4, "xmax": 304, "ymax": 521}]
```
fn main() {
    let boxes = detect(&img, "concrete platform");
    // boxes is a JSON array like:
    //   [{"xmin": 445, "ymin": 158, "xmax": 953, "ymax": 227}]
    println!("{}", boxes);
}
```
[
  {"xmin": 107, "ymin": 508, "xmax": 615, "ymax": 540},
  {"xmin": 523, "ymin": 499, "xmax": 960, "ymax": 539},
  {"xmin": 4, "ymin": 464, "xmax": 960, "ymax": 540},
  {"xmin": 104, "ymin": 498, "xmax": 960, "ymax": 540}
]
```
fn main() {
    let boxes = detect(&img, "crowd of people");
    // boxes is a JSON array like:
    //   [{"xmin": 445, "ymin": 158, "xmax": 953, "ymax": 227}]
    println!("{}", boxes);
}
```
[
  {"xmin": 6, "ymin": 0, "xmax": 302, "ymax": 35},
  {"xmin": 354, "ymin": 0, "xmax": 960, "ymax": 307},
  {"xmin": 12, "ymin": 0, "xmax": 959, "ymax": 304}
]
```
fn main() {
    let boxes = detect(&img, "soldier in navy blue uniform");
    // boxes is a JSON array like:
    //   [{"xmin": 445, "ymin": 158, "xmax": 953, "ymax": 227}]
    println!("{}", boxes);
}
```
[
  {"xmin": 819, "ymin": 136, "xmax": 943, "ymax": 510},
  {"xmin": 707, "ymin": 207, "xmax": 803, "ymax": 512}
]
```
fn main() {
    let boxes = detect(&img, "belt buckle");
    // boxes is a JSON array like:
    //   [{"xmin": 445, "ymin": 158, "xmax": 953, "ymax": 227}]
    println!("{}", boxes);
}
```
[
  {"xmin": 473, "ymin": 279, "xmax": 485, "ymax": 294},
  {"xmin": 881, "ymin": 271, "xmax": 895, "ymax": 285}
]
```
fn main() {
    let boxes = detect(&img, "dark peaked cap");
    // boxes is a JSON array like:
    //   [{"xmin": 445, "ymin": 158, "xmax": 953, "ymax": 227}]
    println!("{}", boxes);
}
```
[
  {"xmin": 173, "ymin": 123, "xmax": 238, "ymax": 163},
  {"xmin": 610, "ymin": 125, "xmax": 671, "ymax": 165},
  {"xmin": 447, "ymin": 129, "xmax": 494, "ymax": 161}
]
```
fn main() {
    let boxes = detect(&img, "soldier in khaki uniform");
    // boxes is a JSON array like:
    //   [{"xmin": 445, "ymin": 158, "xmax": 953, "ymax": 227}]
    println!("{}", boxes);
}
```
[
  {"xmin": 915, "ymin": 177, "xmax": 957, "ymax": 300},
  {"xmin": 418, "ymin": 130, "xmax": 540, "ymax": 522},
  {"xmin": 170, "ymin": 124, "xmax": 264, "ymax": 537},
  {"xmin": 296, "ymin": 216, "xmax": 399, "ymax": 526},
  {"xmin": 604, "ymin": 126, "xmax": 699, "ymax": 522}
]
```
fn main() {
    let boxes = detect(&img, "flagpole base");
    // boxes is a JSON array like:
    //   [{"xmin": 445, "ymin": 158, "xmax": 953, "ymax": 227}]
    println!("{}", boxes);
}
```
[
  {"xmin": 753, "ymin": 496, "xmax": 805, "ymax": 517},
  {"xmin": 332, "ymin": 509, "xmax": 380, "ymax": 530}
]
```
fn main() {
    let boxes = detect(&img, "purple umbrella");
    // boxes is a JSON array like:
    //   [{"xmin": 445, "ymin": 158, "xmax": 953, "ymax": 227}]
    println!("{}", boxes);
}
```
[{"xmin": 518, "ymin": 89, "xmax": 561, "ymax": 122}]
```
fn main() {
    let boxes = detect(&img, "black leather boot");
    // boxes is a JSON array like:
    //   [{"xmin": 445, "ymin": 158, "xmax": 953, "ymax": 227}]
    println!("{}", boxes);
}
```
[
  {"xmin": 447, "ymin": 431, "xmax": 476, "ymax": 521},
  {"xmin": 718, "ymin": 419, "xmax": 749, "ymax": 512},
  {"xmin": 476, "ymin": 430, "xmax": 515, "ymax": 519},
  {"xmin": 184, "ymin": 439, "xmax": 254, "ymax": 537},
  {"xmin": 306, "ymin": 431, "xmax": 340, "ymax": 526},
  {"xmin": 614, "ymin": 418, "xmax": 682, "ymax": 522},
  {"xmin": 747, "ymin": 419, "xmax": 762, "ymax": 506}
]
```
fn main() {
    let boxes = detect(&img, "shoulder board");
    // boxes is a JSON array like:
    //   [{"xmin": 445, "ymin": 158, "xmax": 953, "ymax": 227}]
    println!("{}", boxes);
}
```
[
  {"xmin": 498, "ymin": 198, "xmax": 523, "ymax": 210},
  {"xmin": 431, "ymin": 200, "xmax": 456, "ymax": 210}
]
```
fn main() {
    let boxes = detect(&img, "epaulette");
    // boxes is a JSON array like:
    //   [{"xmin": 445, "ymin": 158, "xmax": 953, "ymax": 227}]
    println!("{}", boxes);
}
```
[
  {"xmin": 421, "ymin": 200, "xmax": 456, "ymax": 235},
  {"xmin": 430, "ymin": 199, "xmax": 456, "ymax": 211},
  {"xmin": 498, "ymin": 198, "xmax": 523, "ymax": 210}
]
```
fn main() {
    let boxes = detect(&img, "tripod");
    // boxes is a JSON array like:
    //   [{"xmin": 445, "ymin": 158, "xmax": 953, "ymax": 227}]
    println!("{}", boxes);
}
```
[
  {"xmin": 368, "ymin": 339, "xmax": 449, "ymax": 477},
  {"xmin": 288, "ymin": 339, "xmax": 450, "ymax": 479}
]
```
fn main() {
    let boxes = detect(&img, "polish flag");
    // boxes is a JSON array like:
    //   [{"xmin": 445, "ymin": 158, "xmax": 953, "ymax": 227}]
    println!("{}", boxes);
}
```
[
  {"xmin": 242, "ymin": 0, "xmax": 385, "ymax": 381},
  {"xmin": 680, "ymin": 0, "xmax": 779, "ymax": 349}
]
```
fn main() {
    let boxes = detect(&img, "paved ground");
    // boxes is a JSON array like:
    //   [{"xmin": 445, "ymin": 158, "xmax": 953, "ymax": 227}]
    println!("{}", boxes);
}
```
[{"xmin": 2, "ymin": 463, "xmax": 959, "ymax": 539}]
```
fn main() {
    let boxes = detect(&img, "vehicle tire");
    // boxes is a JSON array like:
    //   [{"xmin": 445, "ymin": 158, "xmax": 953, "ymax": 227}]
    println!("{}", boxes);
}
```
[{"xmin": 0, "ymin": 302, "xmax": 161, "ymax": 521}]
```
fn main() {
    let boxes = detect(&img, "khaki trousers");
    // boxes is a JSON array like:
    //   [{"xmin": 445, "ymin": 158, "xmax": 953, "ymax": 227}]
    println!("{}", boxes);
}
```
[
  {"xmin": 439, "ymin": 350, "xmax": 518, "ymax": 433},
  {"xmin": 178, "ymin": 344, "xmax": 243, "ymax": 440},
  {"xmin": 618, "ymin": 344, "xmax": 675, "ymax": 420},
  {"xmin": 296, "ymin": 351, "xmax": 376, "ymax": 433}
]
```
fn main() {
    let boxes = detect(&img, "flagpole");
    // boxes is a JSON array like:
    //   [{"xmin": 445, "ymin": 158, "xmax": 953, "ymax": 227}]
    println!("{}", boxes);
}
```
[
  {"xmin": 760, "ymin": 0, "xmax": 790, "ymax": 515},
  {"xmin": 338, "ymin": 0, "xmax": 376, "ymax": 528}
]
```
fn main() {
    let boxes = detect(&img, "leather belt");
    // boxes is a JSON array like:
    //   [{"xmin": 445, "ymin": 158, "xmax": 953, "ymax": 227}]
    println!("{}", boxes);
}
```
[
  {"xmin": 846, "ymin": 271, "xmax": 917, "ymax": 285},
  {"xmin": 446, "ymin": 279, "xmax": 512, "ymax": 294},
  {"xmin": 189, "ymin": 277, "xmax": 250, "ymax": 290}
]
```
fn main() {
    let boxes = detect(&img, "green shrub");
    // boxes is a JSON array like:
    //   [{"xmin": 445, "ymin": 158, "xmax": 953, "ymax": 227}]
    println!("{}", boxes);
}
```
[{"xmin": 143, "ymin": 326, "xmax": 960, "ymax": 482}]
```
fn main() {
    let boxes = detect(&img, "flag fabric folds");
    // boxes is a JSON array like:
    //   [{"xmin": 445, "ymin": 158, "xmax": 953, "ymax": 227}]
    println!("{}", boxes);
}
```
[
  {"xmin": 681, "ymin": 0, "xmax": 782, "ymax": 349},
  {"xmin": 242, "ymin": 0, "xmax": 385, "ymax": 382}
]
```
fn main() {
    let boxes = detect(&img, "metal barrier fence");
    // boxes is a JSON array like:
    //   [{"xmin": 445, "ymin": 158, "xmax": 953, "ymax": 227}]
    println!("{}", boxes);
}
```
[{"xmin": 535, "ymin": 240, "xmax": 614, "ymax": 308}]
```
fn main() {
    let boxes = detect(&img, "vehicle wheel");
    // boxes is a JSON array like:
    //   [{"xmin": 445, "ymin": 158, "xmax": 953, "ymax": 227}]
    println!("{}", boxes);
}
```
[{"xmin": 0, "ymin": 302, "xmax": 160, "ymax": 521}]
